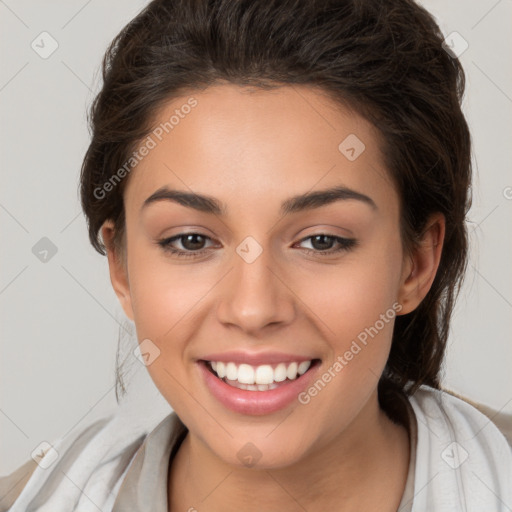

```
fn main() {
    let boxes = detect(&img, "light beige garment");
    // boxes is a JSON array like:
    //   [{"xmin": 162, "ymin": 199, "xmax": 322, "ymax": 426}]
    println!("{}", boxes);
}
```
[{"xmin": 1, "ymin": 387, "xmax": 510, "ymax": 511}]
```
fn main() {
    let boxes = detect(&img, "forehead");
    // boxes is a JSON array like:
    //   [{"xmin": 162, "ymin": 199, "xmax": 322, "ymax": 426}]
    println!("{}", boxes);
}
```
[{"xmin": 124, "ymin": 83, "xmax": 396, "ymax": 215}]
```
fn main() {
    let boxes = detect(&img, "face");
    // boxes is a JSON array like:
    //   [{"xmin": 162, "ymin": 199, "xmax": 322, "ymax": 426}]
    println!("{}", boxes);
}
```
[{"xmin": 103, "ymin": 83, "xmax": 437, "ymax": 469}]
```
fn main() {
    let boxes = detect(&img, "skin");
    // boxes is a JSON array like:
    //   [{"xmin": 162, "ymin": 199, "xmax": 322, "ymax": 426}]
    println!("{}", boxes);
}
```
[{"xmin": 101, "ymin": 83, "xmax": 445, "ymax": 511}]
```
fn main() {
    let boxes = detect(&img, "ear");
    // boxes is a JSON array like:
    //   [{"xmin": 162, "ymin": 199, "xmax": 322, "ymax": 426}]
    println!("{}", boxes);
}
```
[
  {"xmin": 101, "ymin": 220, "xmax": 134, "ymax": 321},
  {"xmin": 397, "ymin": 213, "xmax": 445, "ymax": 315}
]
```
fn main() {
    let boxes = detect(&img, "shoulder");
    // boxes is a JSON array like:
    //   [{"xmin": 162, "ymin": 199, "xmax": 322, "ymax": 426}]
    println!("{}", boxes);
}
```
[
  {"xmin": 0, "ymin": 458, "xmax": 39, "ymax": 512},
  {"xmin": 0, "ymin": 416, "xmax": 111, "ymax": 511},
  {"xmin": 411, "ymin": 386, "xmax": 512, "ymax": 448},
  {"xmin": 441, "ymin": 388, "xmax": 512, "ymax": 447},
  {"xmin": 407, "ymin": 385, "xmax": 512, "ymax": 510},
  {"xmin": 0, "ymin": 411, "xmax": 150, "ymax": 512}
]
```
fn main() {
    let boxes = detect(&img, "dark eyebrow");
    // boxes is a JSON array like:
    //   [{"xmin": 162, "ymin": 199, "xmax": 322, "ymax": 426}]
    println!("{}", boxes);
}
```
[
  {"xmin": 141, "ymin": 185, "xmax": 377, "ymax": 216},
  {"xmin": 142, "ymin": 187, "xmax": 225, "ymax": 215},
  {"xmin": 281, "ymin": 185, "xmax": 377, "ymax": 214}
]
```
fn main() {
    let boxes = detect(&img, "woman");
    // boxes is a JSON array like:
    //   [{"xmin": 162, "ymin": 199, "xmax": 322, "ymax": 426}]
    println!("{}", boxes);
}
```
[{"xmin": 2, "ymin": 0, "xmax": 511, "ymax": 510}]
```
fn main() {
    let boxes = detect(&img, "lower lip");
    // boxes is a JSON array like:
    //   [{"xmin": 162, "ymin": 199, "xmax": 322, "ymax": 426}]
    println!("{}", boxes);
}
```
[{"xmin": 198, "ymin": 361, "xmax": 320, "ymax": 415}]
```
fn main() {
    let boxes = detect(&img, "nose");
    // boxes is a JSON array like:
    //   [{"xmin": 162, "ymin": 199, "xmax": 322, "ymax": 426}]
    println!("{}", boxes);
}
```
[{"xmin": 216, "ymin": 242, "xmax": 296, "ymax": 335}]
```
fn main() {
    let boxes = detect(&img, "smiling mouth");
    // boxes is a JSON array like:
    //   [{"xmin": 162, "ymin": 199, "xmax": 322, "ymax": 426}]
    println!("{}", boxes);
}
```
[{"xmin": 201, "ymin": 359, "xmax": 321, "ymax": 391}]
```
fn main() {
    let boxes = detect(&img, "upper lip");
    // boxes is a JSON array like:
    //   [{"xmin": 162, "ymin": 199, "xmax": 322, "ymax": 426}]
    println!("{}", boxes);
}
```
[{"xmin": 199, "ymin": 351, "xmax": 318, "ymax": 366}]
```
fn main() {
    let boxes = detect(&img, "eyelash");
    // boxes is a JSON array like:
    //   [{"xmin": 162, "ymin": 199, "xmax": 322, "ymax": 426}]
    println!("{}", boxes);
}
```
[{"xmin": 157, "ymin": 233, "xmax": 357, "ymax": 259}]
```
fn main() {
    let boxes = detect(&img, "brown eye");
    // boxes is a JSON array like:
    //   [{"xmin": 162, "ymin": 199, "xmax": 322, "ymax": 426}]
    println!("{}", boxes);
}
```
[
  {"xmin": 309, "ymin": 234, "xmax": 336, "ymax": 250},
  {"xmin": 179, "ymin": 234, "xmax": 207, "ymax": 250},
  {"xmin": 296, "ymin": 234, "xmax": 357, "ymax": 256},
  {"xmin": 157, "ymin": 232, "xmax": 216, "ymax": 258}
]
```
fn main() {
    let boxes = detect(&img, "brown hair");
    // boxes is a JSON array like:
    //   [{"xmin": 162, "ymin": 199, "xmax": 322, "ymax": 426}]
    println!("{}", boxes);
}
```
[{"xmin": 80, "ymin": 0, "xmax": 472, "ymax": 402}]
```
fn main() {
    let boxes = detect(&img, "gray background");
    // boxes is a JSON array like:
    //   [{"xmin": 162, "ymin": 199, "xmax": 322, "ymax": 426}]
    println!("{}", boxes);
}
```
[{"xmin": 1, "ymin": 0, "xmax": 511, "ymax": 475}]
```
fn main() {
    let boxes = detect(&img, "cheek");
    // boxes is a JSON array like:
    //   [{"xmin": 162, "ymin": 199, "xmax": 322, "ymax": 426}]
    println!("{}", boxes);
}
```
[
  {"xmin": 124, "ymin": 249, "xmax": 208, "ymax": 391},
  {"xmin": 295, "ymin": 241, "xmax": 402, "ymax": 343},
  {"xmin": 125, "ymin": 248, "xmax": 211, "ymax": 408},
  {"xmin": 127, "ymin": 244, "xmax": 206, "ymax": 336}
]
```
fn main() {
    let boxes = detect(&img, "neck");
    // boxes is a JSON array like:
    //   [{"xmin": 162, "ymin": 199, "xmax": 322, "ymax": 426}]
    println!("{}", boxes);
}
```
[{"xmin": 168, "ymin": 390, "xmax": 410, "ymax": 511}]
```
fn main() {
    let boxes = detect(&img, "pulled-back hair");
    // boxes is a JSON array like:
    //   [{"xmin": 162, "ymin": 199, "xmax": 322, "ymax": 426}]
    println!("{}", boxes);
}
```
[{"xmin": 80, "ymin": 0, "xmax": 472, "ymax": 401}]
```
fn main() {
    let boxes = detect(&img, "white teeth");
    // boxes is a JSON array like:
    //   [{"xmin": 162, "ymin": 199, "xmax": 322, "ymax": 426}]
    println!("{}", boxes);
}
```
[
  {"xmin": 255, "ymin": 365, "xmax": 274, "ymax": 385},
  {"xmin": 216, "ymin": 361, "xmax": 226, "ymax": 378},
  {"xmin": 298, "ymin": 361, "xmax": 311, "ymax": 375},
  {"xmin": 208, "ymin": 359, "xmax": 313, "ymax": 387},
  {"xmin": 274, "ymin": 363, "xmax": 287, "ymax": 382},
  {"xmin": 238, "ymin": 364, "xmax": 255, "ymax": 384},
  {"xmin": 226, "ymin": 362, "xmax": 238, "ymax": 381},
  {"xmin": 286, "ymin": 362, "xmax": 298, "ymax": 380}
]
